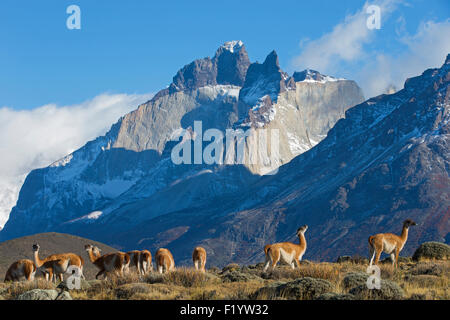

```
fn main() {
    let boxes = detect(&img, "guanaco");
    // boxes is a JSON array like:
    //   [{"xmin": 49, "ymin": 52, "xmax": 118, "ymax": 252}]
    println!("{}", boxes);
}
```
[
  {"xmin": 127, "ymin": 250, "xmax": 142, "ymax": 274},
  {"xmin": 155, "ymin": 248, "xmax": 175, "ymax": 274},
  {"xmin": 192, "ymin": 247, "xmax": 207, "ymax": 272},
  {"xmin": 369, "ymin": 219, "xmax": 417, "ymax": 268},
  {"xmin": 32, "ymin": 243, "xmax": 84, "ymax": 283},
  {"xmin": 263, "ymin": 225, "xmax": 308, "ymax": 271},
  {"xmin": 140, "ymin": 250, "xmax": 152, "ymax": 274},
  {"xmin": 4, "ymin": 259, "xmax": 36, "ymax": 282},
  {"xmin": 85, "ymin": 244, "xmax": 130, "ymax": 279}
]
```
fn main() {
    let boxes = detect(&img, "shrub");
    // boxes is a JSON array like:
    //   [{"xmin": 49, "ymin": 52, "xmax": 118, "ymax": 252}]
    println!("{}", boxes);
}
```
[
  {"xmin": 317, "ymin": 292, "xmax": 355, "ymax": 300},
  {"xmin": 412, "ymin": 242, "xmax": 450, "ymax": 261},
  {"xmin": 221, "ymin": 263, "xmax": 240, "ymax": 273},
  {"xmin": 349, "ymin": 279, "xmax": 404, "ymax": 300},
  {"xmin": 163, "ymin": 268, "xmax": 216, "ymax": 287},
  {"xmin": 336, "ymin": 256, "xmax": 352, "ymax": 263},
  {"xmin": 253, "ymin": 277, "xmax": 334, "ymax": 300},
  {"xmin": 221, "ymin": 270, "xmax": 261, "ymax": 283},
  {"xmin": 411, "ymin": 262, "xmax": 446, "ymax": 276},
  {"xmin": 342, "ymin": 272, "xmax": 369, "ymax": 291},
  {"xmin": 115, "ymin": 283, "xmax": 152, "ymax": 299}
]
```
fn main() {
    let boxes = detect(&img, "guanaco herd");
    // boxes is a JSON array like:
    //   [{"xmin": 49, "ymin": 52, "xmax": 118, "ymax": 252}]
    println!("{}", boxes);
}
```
[{"xmin": 4, "ymin": 219, "xmax": 416, "ymax": 282}]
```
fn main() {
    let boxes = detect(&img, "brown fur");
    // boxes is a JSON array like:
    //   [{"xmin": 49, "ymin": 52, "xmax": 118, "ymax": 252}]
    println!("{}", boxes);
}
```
[
  {"xmin": 263, "ymin": 225, "xmax": 308, "ymax": 271},
  {"xmin": 127, "ymin": 250, "xmax": 142, "ymax": 274},
  {"xmin": 32, "ymin": 244, "xmax": 84, "ymax": 283},
  {"xmin": 155, "ymin": 248, "xmax": 175, "ymax": 274},
  {"xmin": 4, "ymin": 259, "xmax": 36, "ymax": 282},
  {"xmin": 369, "ymin": 219, "xmax": 417, "ymax": 268},
  {"xmin": 192, "ymin": 247, "xmax": 207, "ymax": 272},
  {"xmin": 85, "ymin": 244, "xmax": 130, "ymax": 279},
  {"xmin": 140, "ymin": 250, "xmax": 152, "ymax": 274}
]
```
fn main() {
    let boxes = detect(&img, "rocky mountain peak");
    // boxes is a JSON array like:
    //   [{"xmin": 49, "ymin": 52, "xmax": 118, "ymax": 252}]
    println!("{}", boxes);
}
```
[
  {"xmin": 238, "ymin": 50, "xmax": 296, "ymax": 120},
  {"xmin": 215, "ymin": 40, "xmax": 245, "ymax": 55},
  {"xmin": 165, "ymin": 41, "xmax": 250, "ymax": 95},
  {"xmin": 292, "ymin": 69, "xmax": 343, "ymax": 83}
]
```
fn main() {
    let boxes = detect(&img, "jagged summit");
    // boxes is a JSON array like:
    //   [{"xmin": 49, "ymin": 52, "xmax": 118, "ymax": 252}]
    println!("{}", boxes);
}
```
[
  {"xmin": 217, "ymin": 40, "xmax": 244, "ymax": 54},
  {"xmin": 293, "ymin": 69, "xmax": 344, "ymax": 83},
  {"xmin": 239, "ymin": 50, "xmax": 294, "ymax": 106},
  {"xmin": 162, "ymin": 41, "xmax": 251, "ymax": 94}
]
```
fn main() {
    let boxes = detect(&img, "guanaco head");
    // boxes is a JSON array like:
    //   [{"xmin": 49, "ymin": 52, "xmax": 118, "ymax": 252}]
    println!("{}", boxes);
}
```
[
  {"xmin": 93, "ymin": 246, "xmax": 102, "ymax": 256},
  {"xmin": 32, "ymin": 243, "xmax": 40, "ymax": 252},
  {"xmin": 403, "ymin": 219, "xmax": 417, "ymax": 228},
  {"xmin": 296, "ymin": 225, "xmax": 308, "ymax": 236}
]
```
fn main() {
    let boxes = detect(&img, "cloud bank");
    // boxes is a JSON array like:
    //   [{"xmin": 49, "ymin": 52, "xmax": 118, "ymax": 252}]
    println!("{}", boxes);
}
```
[
  {"xmin": 292, "ymin": 1, "xmax": 450, "ymax": 98},
  {"xmin": 0, "ymin": 92, "xmax": 153, "ymax": 227}
]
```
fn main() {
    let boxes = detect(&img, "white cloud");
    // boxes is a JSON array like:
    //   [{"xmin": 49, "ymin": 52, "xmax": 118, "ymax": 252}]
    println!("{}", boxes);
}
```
[
  {"xmin": 0, "ymin": 92, "xmax": 153, "ymax": 227},
  {"xmin": 357, "ymin": 19, "xmax": 450, "ymax": 97},
  {"xmin": 293, "ymin": 1, "xmax": 399, "ymax": 75},
  {"xmin": 292, "ymin": 1, "xmax": 450, "ymax": 98}
]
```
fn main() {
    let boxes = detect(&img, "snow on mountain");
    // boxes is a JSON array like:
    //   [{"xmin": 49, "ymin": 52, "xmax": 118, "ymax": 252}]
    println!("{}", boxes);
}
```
[{"xmin": 1, "ymin": 42, "xmax": 368, "ymax": 263}]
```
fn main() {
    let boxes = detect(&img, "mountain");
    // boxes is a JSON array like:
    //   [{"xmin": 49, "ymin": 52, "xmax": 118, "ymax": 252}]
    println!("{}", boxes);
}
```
[
  {"xmin": 0, "ymin": 232, "xmax": 118, "ymax": 279},
  {"xmin": 2, "ymin": 41, "xmax": 374, "ymax": 265},
  {"xmin": 152, "ymin": 53, "xmax": 448, "ymax": 266}
]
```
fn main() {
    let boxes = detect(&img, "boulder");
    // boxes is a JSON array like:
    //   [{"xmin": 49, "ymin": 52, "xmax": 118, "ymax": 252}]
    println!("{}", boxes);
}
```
[{"xmin": 17, "ymin": 289, "xmax": 72, "ymax": 300}]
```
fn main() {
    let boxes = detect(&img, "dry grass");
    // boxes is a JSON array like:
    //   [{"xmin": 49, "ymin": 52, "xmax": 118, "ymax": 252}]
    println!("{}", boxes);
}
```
[{"xmin": 2, "ymin": 261, "xmax": 449, "ymax": 300}]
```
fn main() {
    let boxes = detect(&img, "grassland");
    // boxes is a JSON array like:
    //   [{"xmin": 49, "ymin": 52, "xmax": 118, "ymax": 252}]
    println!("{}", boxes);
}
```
[{"xmin": 1, "ymin": 258, "xmax": 448, "ymax": 300}]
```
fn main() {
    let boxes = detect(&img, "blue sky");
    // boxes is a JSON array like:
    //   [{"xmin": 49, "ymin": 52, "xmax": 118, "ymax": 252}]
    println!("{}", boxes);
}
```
[{"xmin": 1, "ymin": 0, "xmax": 449, "ymax": 109}]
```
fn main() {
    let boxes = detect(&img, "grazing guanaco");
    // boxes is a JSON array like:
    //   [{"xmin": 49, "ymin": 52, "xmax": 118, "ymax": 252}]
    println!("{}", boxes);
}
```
[
  {"xmin": 32, "ymin": 243, "xmax": 84, "ymax": 283},
  {"xmin": 192, "ymin": 247, "xmax": 207, "ymax": 272},
  {"xmin": 4, "ymin": 259, "xmax": 36, "ymax": 282},
  {"xmin": 127, "ymin": 250, "xmax": 142, "ymax": 274},
  {"xmin": 155, "ymin": 248, "xmax": 175, "ymax": 274},
  {"xmin": 140, "ymin": 250, "xmax": 152, "ymax": 274},
  {"xmin": 263, "ymin": 225, "xmax": 308, "ymax": 272},
  {"xmin": 369, "ymin": 219, "xmax": 417, "ymax": 268},
  {"xmin": 85, "ymin": 244, "xmax": 130, "ymax": 279}
]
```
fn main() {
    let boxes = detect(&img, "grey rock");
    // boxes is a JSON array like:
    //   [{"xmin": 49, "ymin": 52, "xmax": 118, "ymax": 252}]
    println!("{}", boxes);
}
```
[{"xmin": 17, "ymin": 289, "xmax": 72, "ymax": 300}]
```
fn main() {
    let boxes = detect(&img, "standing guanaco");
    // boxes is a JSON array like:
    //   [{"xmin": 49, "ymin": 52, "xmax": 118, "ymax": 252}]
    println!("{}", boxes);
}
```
[
  {"xmin": 369, "ymin": 219, "xmax": 417, "ymax": 268},
  {"xmin": 140, "ymin": 250, "xmax": 152, "ymax": 274},
  {"xmin": 4, "ymin": 259, "xmax": 36, "ymax": 282},
  {"xmin": 32, "ymin": 243, "xmax": 84, "ymax": 283},
  {"xmin": 155, "ymin": 248, "xmax": 175, "ymax": 274},
  {"xmin": 127, "ymin": 250, "xmax": 142, "ymax": 275},
  {"xmin": 263, "ymin": 225, "xmax": 308, "ymax": 271},
  {"xmin": 84, "ymin": 244, "xmax": 130, "ymax": 279},
  {"xmin": 192, "ymin": 247, "xmax": 207, "ymax": 272}
]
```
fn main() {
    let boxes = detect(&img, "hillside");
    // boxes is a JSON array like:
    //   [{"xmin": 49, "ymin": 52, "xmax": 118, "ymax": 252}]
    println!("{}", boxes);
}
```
[{"xmin": 0, "ymin": 232, "xmax": 118, "ymax": 280}]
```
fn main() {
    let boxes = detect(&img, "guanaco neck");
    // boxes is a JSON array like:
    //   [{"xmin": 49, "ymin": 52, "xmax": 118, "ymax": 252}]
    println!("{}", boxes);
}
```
[
  {"xmin": 400, "ymin": 225, "xmax": 409, "ymax": 243},
  {"xmin": 86, "ymin": 248, "xmax": 99, "ymax": 263},
  {"xmin": 298, "ymin": 232, "xmax": 307, "ymax": 251},
  {"xmin": 33, "ymin": 249, "xmax": 45, "ymax": 267}
]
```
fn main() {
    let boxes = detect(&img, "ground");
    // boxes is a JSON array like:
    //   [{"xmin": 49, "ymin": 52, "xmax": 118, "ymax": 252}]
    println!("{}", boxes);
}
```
[{"xmin": 1, "ymin": 259, "xmax": 448, "ymax": 300}]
